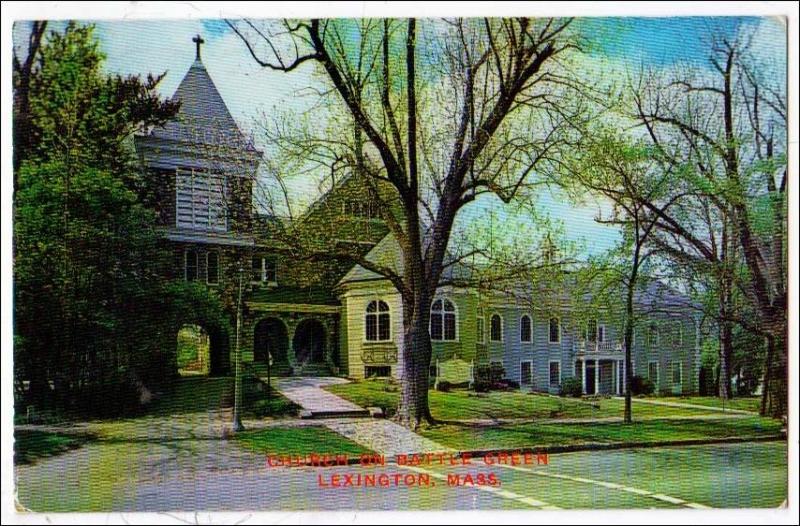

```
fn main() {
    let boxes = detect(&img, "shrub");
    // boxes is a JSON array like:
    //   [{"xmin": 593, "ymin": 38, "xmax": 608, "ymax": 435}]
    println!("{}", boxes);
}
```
[
  {"xmin": 474, "ymin": 363, "xmax": 506, "ymax": 391},
  {"xmin": 630, "ymin": 375, "xmax": 655, "ymax": 395},
  {"xmin": 436, "ymin": 380, "xmax": 452, "ymax": 392},
  {"xmin": 503, "ymin": 379, "xmax": 520, "ymax": 389},
  {"xmin": 473, "ymin": 381, "xmax": 491, "ymax": 393},
  {"xmin": 559, "ymin": 377, "xmax": 583, "ymax": 397}
]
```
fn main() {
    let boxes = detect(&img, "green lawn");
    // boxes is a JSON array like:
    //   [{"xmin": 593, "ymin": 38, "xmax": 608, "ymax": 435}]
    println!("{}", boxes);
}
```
[
  {"xmin": 143, "ymin": 376, "xmax": 298, "ymax": 418},
  {"xmin": 325, "ymin": 379, "xmax": 722, "ymax": 421},
  {"xmin": 14, "ymin": 430, "xmax": 92, "ymax": 465},
  {"xmin": 235, "ymin": 426, "xmax": 372, "ymax": 457},
  {"xmin": 651, "ymin": 396, "xmax": 761, "ymax": 413},
  {"xmin": 148, "ymin": 376, "xmax": 233, "ymax": 415},
  {"xmin": 419, "ymin": 416, "xmax": 784, "ymax": 451}
]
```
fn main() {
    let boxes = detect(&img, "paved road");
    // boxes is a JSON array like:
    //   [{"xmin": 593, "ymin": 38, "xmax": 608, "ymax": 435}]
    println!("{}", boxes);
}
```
[{"xmin": 15, "ymin": 440, "xmax": 786, "ymax": 511}]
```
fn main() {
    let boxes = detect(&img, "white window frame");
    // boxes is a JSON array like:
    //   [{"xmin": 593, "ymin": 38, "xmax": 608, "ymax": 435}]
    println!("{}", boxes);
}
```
[
  {"xmin": 251, "ymin": 256, "xmax": 277, "ymax": 286},
  {"xmin": 489, "ymin": 313, "xmax": 504, "ymax": 342},
  {"xmin": 674, "ymin": 322, "xmax": 684, "ymax": 347},
  {"xmin": 587, "ymin": 319, "xmax": 598, "ymax": 343},
  {"xmin": 671, "ymin": 361, "xmax": 683, "ymax": 386},
  {"xmin": 548, "ymin": 317, "xmax": 561, "ymax": 344},
  {"xmin": 647, "ymin": 323, "xmax": 660, "ymax": 347},
  {"xmin": 430, "ymin": 297, "xmax": 459, "ymax": 342},
  {"xmin": 598, "ymin": 324, "xmax": 606, "ymax": 343},
  {"xmin": 206, "ymin": 251, "xmax": 219, "ymax": 285},
  {"xmin": 520, "ymin": 360, "xmax": 533, "ymax": 386},
  {"xmin": 549, "ymin": 360, "xmax": 561, "ymax": 387},
  {"xmin": 648, "ymin": 361, "xmax": 660, "ymax": 387},
  {"xmin": 364, "ymin": 300, "xmax": 392, "ymax": 343},
  {"xmin": 476, "ymin": 316, "xmax": 485, "ymax": 344},
  {"xmin": 520, "ymin": 314, "xmax": 533, "ymax": 343}
]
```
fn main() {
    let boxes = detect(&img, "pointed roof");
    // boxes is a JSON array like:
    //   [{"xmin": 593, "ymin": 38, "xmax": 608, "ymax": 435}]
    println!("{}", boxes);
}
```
[
  {"xmin": 336, "ymin": 234, "xmax": 474, "ymax": 288},
  {"xmin": 151, "ymin": 57, "xmax": 256, "ymax": 152}
]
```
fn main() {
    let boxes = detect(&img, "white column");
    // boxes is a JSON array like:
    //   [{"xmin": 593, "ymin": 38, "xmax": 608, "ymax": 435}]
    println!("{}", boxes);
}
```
[
  {"xmin": 622, "ymin": 360, "xmax": 627, "ymax": 394},
  {"xmin": 613, "ymin": 360, "xmax": 618, "ymax": 395},
  {"xmin": 581, "ymin": 358, "xmax": 587, "ymax": 395},
  {"xmin": 594, "ymin": 359, "xmax": 599, "ymax": 395}
]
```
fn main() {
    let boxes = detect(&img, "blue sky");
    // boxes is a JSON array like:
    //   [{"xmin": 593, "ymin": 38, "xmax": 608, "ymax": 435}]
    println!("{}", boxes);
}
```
[{"xmin": 12, "ymin": 16, "xmax": 786, "ymax": 257}]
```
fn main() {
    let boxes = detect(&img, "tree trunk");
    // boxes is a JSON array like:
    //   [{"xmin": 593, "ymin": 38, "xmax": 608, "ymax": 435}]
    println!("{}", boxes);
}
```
[
  {"xmin": 760, "ymin": 334, "xmax": 773, "ymax": 415},
  {"xmin": 760, "ymin": 329, "xmax": 786, "ymax": 418},
  {"xmin": 396, "ymin": 298, "xmax": 434, "ymax": 429},
  {"xmin": 623, "ymin": 269, "xmax": 637, "ymax": 424},
  {"xmin": 623, "ymin": 296, "xmax": 634, "ymax": 424},
  {"xmin": 718, "ymin": 310, "xmax": 733, "ymax": 399}
]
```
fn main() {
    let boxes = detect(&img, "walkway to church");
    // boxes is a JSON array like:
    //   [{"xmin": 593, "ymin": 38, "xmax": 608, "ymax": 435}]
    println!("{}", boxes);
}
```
[
  {"xmin": 272, "ymin": 377, "xmax": 365, "ymax": 416},
  {"xmin": 272, "ymin": 377, "xmax": 450, "ymax": 456}
]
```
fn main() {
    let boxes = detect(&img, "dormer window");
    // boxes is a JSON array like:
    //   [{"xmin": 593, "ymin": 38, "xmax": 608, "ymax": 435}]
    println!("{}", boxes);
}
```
[
  {"xmin": 252, "ymin": 256, "xmax": 277, "ymax": 285},
  {"xmin": 176, "ymin": 167, "xmax": 227, "ymax": 232}
]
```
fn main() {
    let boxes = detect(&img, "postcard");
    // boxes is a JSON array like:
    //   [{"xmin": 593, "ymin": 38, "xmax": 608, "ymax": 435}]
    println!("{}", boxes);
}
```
[{"xmin": 4, "ymin": 2, "xmax": 796, "ymax": 523}]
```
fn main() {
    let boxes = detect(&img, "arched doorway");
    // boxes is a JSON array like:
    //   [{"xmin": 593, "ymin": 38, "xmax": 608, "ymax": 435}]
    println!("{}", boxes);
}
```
[
  {"xmin": 254, "ymin": 318, "xmax": 289, "ymax": 365},
  {"xmin": 175, "ymin": 323, "xmax": 230, "ymax": 377},
  {"xmin": 293, "ymin": 319, "xmax": 326, "ymax": 365},
  {"xmin": 177, "ymin": 324, "xmax": 210, "ymax": 376}
]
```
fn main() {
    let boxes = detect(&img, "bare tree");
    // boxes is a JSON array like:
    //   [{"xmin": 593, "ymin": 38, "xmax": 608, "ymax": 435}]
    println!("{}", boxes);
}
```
[
  {"xmin": 12, "ymin": 20, "xmax": 47, "ymax": 180},
  {"xmin": 626, "ymin": 31, "xmax": 787, "ymax": 415},
  {"xmin": 555, "ymin": 128, "xmax": 680, "ymax": 423},
  {"xmin": 228, "ymin": 18, "xmax": 585, "ymax": 427}
]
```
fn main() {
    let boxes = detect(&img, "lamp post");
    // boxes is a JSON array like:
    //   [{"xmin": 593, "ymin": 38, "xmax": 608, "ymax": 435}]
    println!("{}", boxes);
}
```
[{"xmin": 232, "ymin": 263, "xmax": 244, "ymax": 432}]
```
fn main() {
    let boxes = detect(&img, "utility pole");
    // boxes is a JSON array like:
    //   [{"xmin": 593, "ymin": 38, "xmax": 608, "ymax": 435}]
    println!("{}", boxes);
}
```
[{"xmin": 232, "ymin": 264, "xmax": 245, "ymax": 432}]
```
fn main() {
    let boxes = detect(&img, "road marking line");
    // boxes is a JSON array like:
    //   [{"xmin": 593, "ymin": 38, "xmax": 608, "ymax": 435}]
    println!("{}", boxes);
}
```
[
  {"xmin": 494, "ymin": 463, "xmax": 712, "ymax": 509},
  {"xmin": 620, "ymin": 486, "xmax": 652, "ymax": 496},
  {"xmin": 651, "ymin": 494, "xmax": 686, "ymax": 505},
  {"xmin": 398, "ymin": 465, "xmax": 560, "ymax": 509}
]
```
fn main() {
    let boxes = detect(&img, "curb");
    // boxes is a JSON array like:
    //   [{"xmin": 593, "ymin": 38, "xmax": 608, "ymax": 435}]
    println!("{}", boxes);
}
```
[
  {"xmin": 451, "ymin": 433, "xmax": 787, "ymax": 459},
  {"xmin": 266, "ymin": 433, "xmax": 786, "ymax": 468}
]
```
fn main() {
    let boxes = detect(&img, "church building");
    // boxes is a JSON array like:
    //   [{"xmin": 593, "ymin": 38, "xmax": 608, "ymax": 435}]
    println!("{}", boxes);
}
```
[{"xmin": 135, "ymin": 37, "xmax": 702, "ymax": 395}]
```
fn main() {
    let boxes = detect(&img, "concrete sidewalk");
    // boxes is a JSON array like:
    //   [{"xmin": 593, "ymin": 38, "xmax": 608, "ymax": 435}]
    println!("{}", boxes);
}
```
[
  {"xmin": 272, "ymin": 377, "xmax": 367, "ymax": 417},
  {"xmin": 324, "ymin": 418, "xmax": 451, "ymax": 457},
  {"xmin": 270, "ymin": 377, "xmax": 450, "ymax": 455}
]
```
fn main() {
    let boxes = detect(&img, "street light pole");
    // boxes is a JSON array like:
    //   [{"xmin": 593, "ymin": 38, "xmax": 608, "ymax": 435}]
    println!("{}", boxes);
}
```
[{"xmin": 232, "ymin": 263, "xmax": 245, "ymax": 432}]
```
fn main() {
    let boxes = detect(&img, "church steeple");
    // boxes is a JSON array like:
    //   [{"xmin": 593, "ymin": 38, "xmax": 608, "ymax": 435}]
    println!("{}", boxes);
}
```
[{"xmin": 192, "ymin": 34, "xmax": 205, "ymax": 61}]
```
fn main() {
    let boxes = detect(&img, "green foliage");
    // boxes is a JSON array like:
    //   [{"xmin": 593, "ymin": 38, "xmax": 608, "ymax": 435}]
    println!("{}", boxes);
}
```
[
  {"xmin": 13, "ymin": 22, "xmax": 181, "ymax": 417},
  {"xmin": 630, "ymin": 376, "xmax": 655, "ymax": 396},
  {"xmin": 559, "ymin": 377, "xmax": 583, "ymax": 397},
  {"xmin": 27, "ymin": 22, "xmax": 178, "ymax": 182}
]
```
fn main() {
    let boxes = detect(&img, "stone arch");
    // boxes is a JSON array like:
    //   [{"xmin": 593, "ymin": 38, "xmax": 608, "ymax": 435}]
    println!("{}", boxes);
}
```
[
  {"xmin": 293, "ymin": 318, "xmax": 326, "ymax": 365},
  {"xmin": 253, "ymin": 317, "xmax": 289, "ymax": 365},
  {"xmin": 175, "ymin": 322, "xmax": 230, "ymax": 377}
]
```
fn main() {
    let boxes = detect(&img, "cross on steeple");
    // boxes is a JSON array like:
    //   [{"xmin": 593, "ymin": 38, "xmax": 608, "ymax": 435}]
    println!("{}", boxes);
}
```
[{"xmin": 192, "ymin": 34, "xmax": 205, "ymax": 61}]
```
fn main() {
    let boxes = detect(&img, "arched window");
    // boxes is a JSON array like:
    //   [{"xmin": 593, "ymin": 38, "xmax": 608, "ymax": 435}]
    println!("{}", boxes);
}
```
[
  {"xmin": 430, "ymin": 298, "xmax": 457, "ymax": 341},
  {"xmin": 490, "ymin": 314, "xmax": 503, "ymax": 342},
  {"xmin": 365, "ymin": 300, "xmax": 390, "ymax": 341},
  {"xmin": 520, "ymin": 315, "xmax": 532, "ymax": 343}
]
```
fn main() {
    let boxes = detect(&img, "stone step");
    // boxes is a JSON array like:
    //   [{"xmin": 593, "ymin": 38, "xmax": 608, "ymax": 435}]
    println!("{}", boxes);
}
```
[
  {"xmin": 299, "ymin": 409, "xmax": 371, "ymax": 419},
  {"xmin": 248, "ymin": 363, "xmax": 292, "ymax": 377}
]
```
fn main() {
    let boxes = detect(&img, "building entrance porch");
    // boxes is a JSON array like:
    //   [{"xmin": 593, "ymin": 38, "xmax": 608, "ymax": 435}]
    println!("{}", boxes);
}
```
[{"xmin": 575, "ymin": 357, "xmax": 626, "ymax": 395}]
